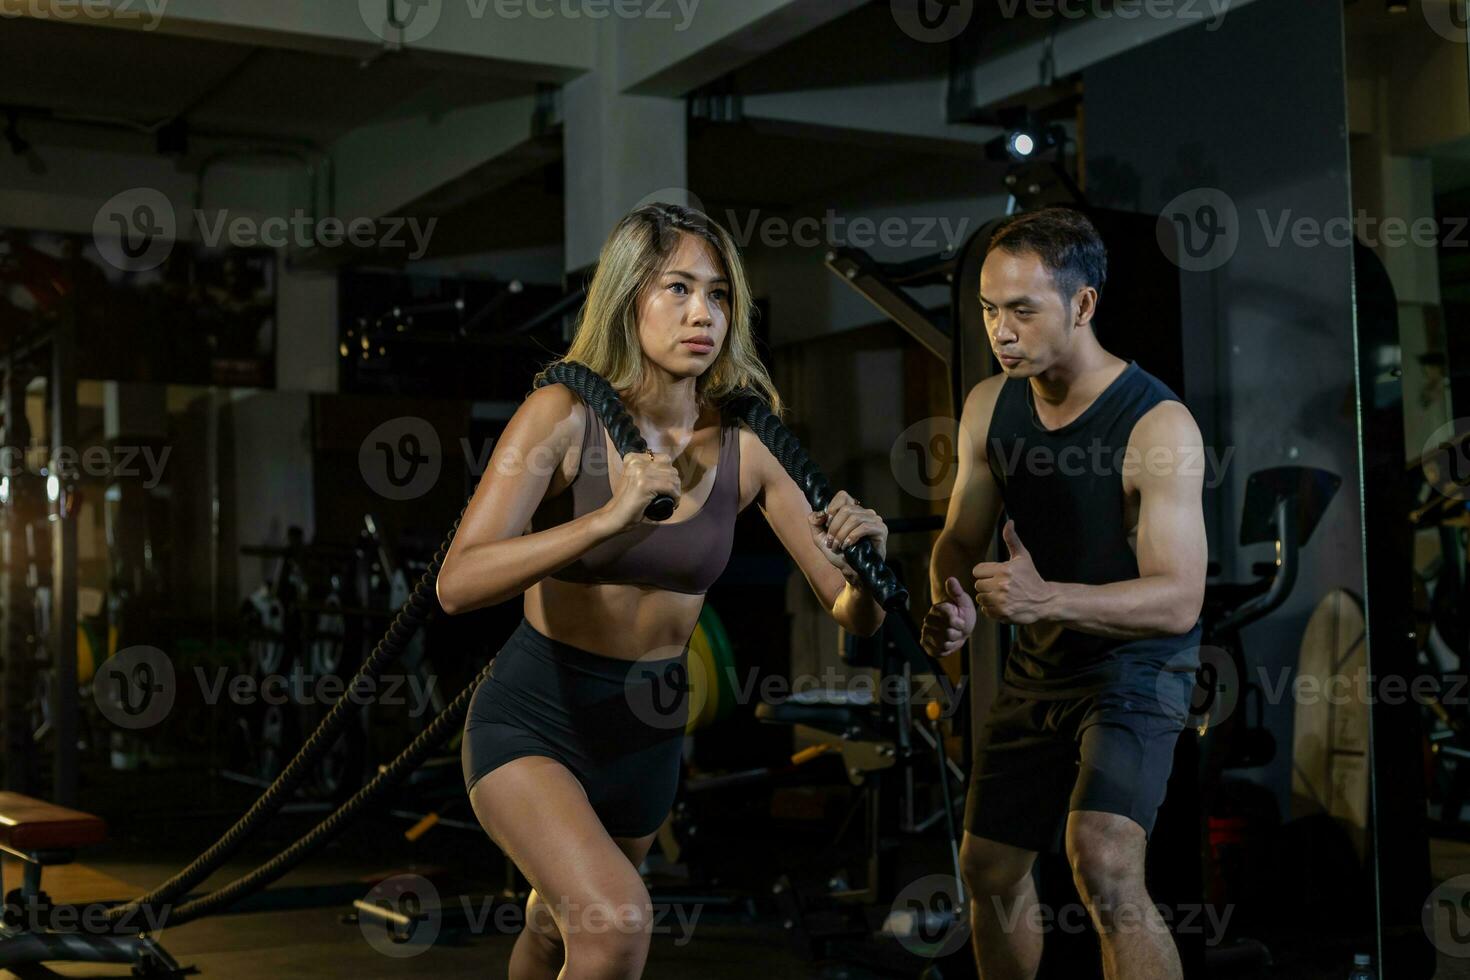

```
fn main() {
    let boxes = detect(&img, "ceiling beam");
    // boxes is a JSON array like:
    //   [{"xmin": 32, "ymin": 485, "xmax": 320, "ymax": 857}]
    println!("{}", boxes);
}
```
[
  {"xmin": 951, "ymin": 0, "xmax": 1264, "ymax": 116},
  {"xmin": 740, "ymin": 78, "xmax": 1000, "ymax": 156},
  {"xmin": 11, "ymin": 0, "xmax": 597, "ymax": 80},
  {"xmin": 330, "ymin": 92, "xmax": 545, "ymax": 221},
  {"xmin": 616, "ymin": 0, "xmax": 867, "ymax": 95}
]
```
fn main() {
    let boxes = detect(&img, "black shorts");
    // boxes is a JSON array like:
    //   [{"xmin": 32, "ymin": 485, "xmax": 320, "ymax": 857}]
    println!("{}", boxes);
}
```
[
  {"xmin": 964, "ymin": 667, "xmax": 1193, "ymax": 854},
  {"xmin": 461, "ymin": 618, "xmax": 689, "ymax": 838}
]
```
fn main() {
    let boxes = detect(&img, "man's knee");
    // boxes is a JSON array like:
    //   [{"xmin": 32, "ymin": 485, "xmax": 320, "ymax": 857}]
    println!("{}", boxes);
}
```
[
  {"xmin": 1066, "ymin": 814, "xmax": 1146, "ymax": 926},
  {"xmin": 960, "ymin": 833, "xmax": 1035, "ymax": 899}
]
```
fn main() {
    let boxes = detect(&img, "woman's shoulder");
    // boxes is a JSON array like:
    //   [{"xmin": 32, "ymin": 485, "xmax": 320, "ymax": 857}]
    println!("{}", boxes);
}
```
[
  {"xmin": 520, "ymin": 382, "xmax": 589, "ymax": 428},
  {"xmin": 505, "ymin": 383, "xmax": 589, "ymax": 460}
]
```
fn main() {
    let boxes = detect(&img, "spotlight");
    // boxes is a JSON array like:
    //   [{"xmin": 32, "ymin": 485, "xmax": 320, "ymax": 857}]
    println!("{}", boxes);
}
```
[
  {"xmin": 985, "ymin": 111, "xmax": 1087, "ymax": 209},
  {"xmin": 46, "ymin": 474, "xmax": 59, "ymax": 503},
  {"xmin": 1008, "ymin": 132, "xmax": 1037, "ymax": 159},
  {"xmin": 984, "ymin": 114, "xmax": 1066, "ymax": 165}
]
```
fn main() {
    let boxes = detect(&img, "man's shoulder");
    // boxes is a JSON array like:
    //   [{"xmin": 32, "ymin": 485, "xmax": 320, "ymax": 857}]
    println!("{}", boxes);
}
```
[
  {"xmin": 1130, "ymin": 398, "xmax": 1202, "ymax": 456},
  {"xmin": 963, "ymin": 372, "xmax": 1009, "ymax": 415},
  {"xmin": 961, "ymin": 373, "xmax": 1011, "ymax": 450}
]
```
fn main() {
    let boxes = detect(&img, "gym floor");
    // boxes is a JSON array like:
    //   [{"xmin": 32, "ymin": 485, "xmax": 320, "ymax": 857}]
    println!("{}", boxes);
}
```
[
  {"xmin": 3, "ymin": 762, "xmax": 1386, "ymax": 980},
  {"xmin": 13, "ymin": 766, "xmax": 823, "ymax": 980}
]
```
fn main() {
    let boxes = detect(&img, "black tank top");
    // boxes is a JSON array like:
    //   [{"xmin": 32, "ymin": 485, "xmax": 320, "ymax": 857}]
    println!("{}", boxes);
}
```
[{"xmin": 985, "ymin": 359, "xmax": 1203, "ymax": 698}]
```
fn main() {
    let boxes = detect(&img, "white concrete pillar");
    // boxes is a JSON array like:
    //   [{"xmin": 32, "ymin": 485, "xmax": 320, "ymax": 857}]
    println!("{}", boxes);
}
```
[{"xmin": 562, "ymin": 38, "xmax": 688, "ymax": 274}]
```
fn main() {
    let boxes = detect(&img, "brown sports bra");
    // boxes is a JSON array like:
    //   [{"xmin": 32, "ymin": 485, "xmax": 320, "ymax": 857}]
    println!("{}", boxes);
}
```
[{"xmin": 529, "ymin": 404, "xmax": 740, "ymax": 595}]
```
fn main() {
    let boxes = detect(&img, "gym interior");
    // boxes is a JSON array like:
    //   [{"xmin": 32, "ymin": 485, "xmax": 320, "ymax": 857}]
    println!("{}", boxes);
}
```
[{"xmin": 0, "ymin": 1, "xmax": 1465, "ymax": 977}]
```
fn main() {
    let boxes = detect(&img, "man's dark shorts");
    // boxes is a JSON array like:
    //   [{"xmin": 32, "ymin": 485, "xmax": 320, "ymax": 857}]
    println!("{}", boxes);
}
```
[{"xmin": 964, "ymin": 665, "xmax": 1194, "ymax": 854}]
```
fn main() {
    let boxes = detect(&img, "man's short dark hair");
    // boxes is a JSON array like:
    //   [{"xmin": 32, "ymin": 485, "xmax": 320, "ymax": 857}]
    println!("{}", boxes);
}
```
[{"xmin": 986, "ymin": 207, "xmax": 1107, "ymax": 305}]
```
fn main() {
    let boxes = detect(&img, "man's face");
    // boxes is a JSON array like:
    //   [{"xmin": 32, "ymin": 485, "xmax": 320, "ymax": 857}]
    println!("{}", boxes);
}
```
[{"xmin": 978, "ymin": 248, "xmax": 1092, "ymax": 378}]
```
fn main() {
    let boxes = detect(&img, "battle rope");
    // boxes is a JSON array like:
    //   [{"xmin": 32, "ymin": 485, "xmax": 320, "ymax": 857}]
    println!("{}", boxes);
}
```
[
  {"xmin": 105, "ymin": 361, "xmax": 939, "ymax": 933},
  {"xmin": 538, "ymin": 362, "xmax": 676, "ymax": 520},
  {"xmin": 103, "ymin": 514, "xmax": 465, "ymax": 930}
]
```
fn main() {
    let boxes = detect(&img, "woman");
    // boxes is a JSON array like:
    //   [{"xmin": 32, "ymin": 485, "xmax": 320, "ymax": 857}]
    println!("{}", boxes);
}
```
[{"xmin": 436, "ymin": 203, "xmax": 889, "ymax": 980}]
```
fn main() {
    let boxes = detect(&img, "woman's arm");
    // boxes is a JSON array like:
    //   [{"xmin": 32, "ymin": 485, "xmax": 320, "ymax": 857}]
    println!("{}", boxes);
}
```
[
  {"xmin": 436, "ymin": 385, "xmax": 680, "ymax": 615},
  {"xmin": 742, "ymin": 428, "xmax": 888, "ymax": 637}
]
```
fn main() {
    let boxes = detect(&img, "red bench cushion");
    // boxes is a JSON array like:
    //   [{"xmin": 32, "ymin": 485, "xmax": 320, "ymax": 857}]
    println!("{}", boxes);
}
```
[{"xmin": 0, "ymin": 792, "xmax": 107, "ymax": 851}]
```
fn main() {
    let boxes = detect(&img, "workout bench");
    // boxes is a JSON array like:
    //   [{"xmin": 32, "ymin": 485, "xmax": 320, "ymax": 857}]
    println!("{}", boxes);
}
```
[{"xmin": 0, "ymin": 791, "xmax": 187, "ymax": 976}]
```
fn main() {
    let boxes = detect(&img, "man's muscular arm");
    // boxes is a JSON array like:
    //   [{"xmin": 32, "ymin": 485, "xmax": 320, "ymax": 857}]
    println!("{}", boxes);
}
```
[
  {"xmin": 931, "ymin": 379, "xmax": 1004, "ymax": 597},
  {"xmin": 922, "ymin": 378, "xmax": 1004, "ymax": 657},
  {"xmin": 976, "ymin": 401, "xmax": 1206, "ymax": 638}
]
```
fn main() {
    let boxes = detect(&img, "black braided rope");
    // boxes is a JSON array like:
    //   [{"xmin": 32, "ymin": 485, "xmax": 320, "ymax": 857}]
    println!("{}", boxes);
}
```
[
  {"xmin": 136, "ymin": 362, "xmax": 701, "ymax": 926},
  {"xmin": 102, "ymin": 509, "xmax": 468, "ymax": 932},
  {"xmin": 539, "ymin": 363, "xmax": 909, "ymax": 611},
  {"xmin": 102, "ymin": 361, "xmax": 692, "ymax": 931},
  {"xmin": 723, "ymin": 391, "xmax": 910, "ymax": 612},
  {"xmin": 560, "ymin": 372, "xmax": 941, "ymax": 680},
  {"xmin": 163, "ymin": 653, "xmax": 495, "ymax": 925},
  {"xmin": 720, "ymin": 391, "xmax": 964, "ymax": 691},
  {"xmin": 150, "ymin": 362, "xmax": 705, "ymax": 925},
  {"xmin": 100, "ymin": 361, "xmax": 926, "ymax": 934},
  {"xmin": 536, "ymin": 362, "xmax": 675, "ymax": 520}
]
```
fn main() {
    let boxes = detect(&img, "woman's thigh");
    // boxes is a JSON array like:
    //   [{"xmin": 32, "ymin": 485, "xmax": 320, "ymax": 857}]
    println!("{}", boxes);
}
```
[{"xmin": 469, "ymin": 755, "xmax": 652, "ymax": 931}]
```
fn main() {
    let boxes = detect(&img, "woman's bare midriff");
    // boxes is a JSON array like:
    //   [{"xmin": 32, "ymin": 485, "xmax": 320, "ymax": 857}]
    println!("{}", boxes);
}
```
[{"xmin": 523, "ymin": 576, "xmax": 705, "ymax": 661}]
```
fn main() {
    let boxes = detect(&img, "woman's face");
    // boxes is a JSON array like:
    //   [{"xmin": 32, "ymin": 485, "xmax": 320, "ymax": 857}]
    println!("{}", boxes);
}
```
[{"xmin": 635, "ymin": 232, "xmax": 730, "ymax": 383}]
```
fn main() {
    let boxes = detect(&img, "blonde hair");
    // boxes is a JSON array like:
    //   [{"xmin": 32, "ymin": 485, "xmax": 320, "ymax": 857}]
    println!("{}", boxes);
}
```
[{"xmin": 535, "ymin": 203, "xmax": 782, "ymax": 416}]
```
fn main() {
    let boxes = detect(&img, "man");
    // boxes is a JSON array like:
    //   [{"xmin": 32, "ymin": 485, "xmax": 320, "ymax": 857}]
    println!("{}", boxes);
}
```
[{"xmin": 922, "ymin": 207, "xmax": 1207, "ymax": 980}]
